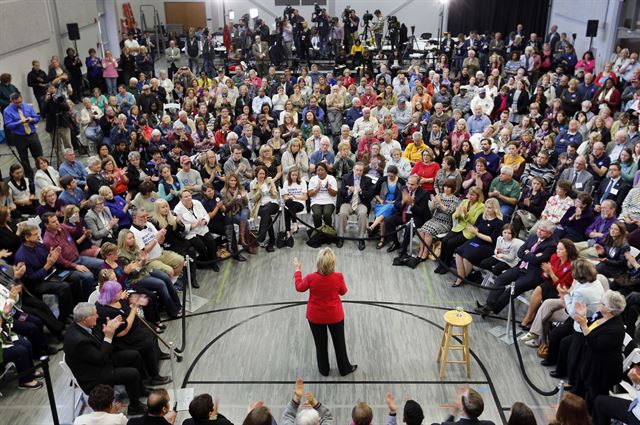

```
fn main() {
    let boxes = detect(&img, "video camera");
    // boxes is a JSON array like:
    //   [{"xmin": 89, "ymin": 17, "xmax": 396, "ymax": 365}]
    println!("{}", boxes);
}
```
[
  {"xmin": 362, "ymin": 10, "xmax": 373, "ymax": 23},
  {"xmin": 342, "ymin": 6, "xmax": 352, "ymax": 23},
  {"xmin": 283, "ymin": 4, "xmax": 294, "ymax": 19}
]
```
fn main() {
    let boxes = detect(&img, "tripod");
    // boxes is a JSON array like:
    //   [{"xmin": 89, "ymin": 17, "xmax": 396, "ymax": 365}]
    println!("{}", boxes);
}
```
[
  {"xmin": 402, "ymin": 26, "xmax": 421, "ymax": 59},
  {"xmin": 360, "ymin": 21, "xmax": 372, "ymax": 47}
]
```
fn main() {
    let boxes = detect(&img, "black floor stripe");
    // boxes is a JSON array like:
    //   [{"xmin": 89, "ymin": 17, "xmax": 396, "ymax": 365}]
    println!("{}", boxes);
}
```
[
  {"xmin": 188, "ymin": 380, "xmax": 491, "ymax": 385},
  {"xmin": 179, "ymin": 301, "xmax": 510, "ymax": 425}
]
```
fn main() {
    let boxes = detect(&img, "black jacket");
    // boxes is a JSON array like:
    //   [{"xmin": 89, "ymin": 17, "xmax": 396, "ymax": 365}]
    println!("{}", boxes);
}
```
[
  {"xmin": 594, "ymin": 177, "xmax": 630, "ymax": 213},
  {"xmin": 63, "ymin": 323, "xmax": 115, "ymax": 393},
  {"xmin": 516, "ymin": 234, "xmax": 556, "ymax": 273},
  {"xmin": 337, "ymin": 173, "xmax": 375, "ymax": 211},
  {"xmin": 432, "ymin": 416, "xmax": 495, "ymax": 425},
  {"xmin": 393, "ymin": 186, "xmax": 430, "ymax": 228}
]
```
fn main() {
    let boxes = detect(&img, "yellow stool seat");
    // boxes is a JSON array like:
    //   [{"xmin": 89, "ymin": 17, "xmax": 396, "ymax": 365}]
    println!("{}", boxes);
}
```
[{"xmin": 437, "ymin": 310, "xmax": 472, "ymax": 378}]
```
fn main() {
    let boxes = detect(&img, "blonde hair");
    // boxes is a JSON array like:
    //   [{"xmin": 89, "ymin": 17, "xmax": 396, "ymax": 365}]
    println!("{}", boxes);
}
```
[
  {"xmin": 98, "ymin": 269, "xmax": 116, "ymax": 287},
  {"xmin": 39, "ymin": 186, "xmax": 57, "ymax": 205},
  {"xmin": 316, "ymin": 247, "xmax": 336, "ymax": 275},
  {"xmin": 483, "ymin": 198, "xmax": 503, "ymax": 221},
  {"xmin": 153, "ymin": 199, "xmax": 177, "ymax": 230},
  {"xmin": 62, "ymin": 204, "xmax": 80, "ymax": 224}
]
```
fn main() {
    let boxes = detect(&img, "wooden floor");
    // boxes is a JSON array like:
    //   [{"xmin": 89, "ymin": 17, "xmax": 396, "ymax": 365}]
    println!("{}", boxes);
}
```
[{"xmin": 0, "ymin": 231, "xmax": 562, "ymax": 425}]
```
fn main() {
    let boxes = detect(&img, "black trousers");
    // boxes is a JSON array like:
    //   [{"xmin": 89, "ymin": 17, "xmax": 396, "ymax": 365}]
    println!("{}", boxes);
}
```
[
  {"xmin": 189, "ymin": 232, "xmax": 218, "ymax": 262},
  {"xmin": 624, "ymin": 292, "xmax": 640, "ymax": 338},
  {"xmin": 546, "ymin": 317, "xmax": 575, "ymax": 366},
  {"xmin": 13, "ymin": 133, "xmax": 43, "ymax": 178},
  {"xmin": 310, "ymin": 204, "xmax": 334, "ymax": 229},
  {"xmin": 593, "ymin": 395, "xmax": 640, "ymax": 425},
  {"xmin": 384, "ymin": 212, "xmax": 424, "ymax": 255},
  {"xmin": 284, "ymin": 199, "xmax": 304, "ymax": 231},
  {"xmin": 486, "ymin": 268, "xmax": 541, "ymax": 314},
  {"xmin": 21, "ymin": 292, "xmax": 65, "ymax": 335},
  {"xmin": 258, "ymin": 202, "xmax": 280, "ymax": 244},
  {"xmin": 29, "ymin": 279, "xmax": 79, "ymax": 320},
  {"xmin": 308, "ymin": 320, "xmax": 352, "ymax": 376},
  {"xmin": 114, "ymin": 331, "xmax": 160, "ymax": 378},
  {"xmin": 479, "ymin": 256, "xmax": 511, "ymax": 276},
  {"xmin": 3, "ymin": 337, "xmax": 35, "ymax": 384},
  {"xmin": 439, "ymin": 231, "xmax": 468, "ymax": 265},
  {"xmin": 94, "ymin": 349, "xmax": 144, "ymax": 406},
  {"xmin": 12, "ymin": 312, "xmax": 45, "ymax": 358}
]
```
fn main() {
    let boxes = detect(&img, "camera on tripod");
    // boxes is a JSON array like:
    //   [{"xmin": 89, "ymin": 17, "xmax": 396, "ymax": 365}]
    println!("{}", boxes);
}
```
[
  {"xmin": 283, "ymin": 4, "xmax": 294, "ymax": 19},
  {"xmin": 362, "ymin": 10, "xmax": 373, "ymax": 23},
  {"xmin": 342, "ymin": 6, "xmax": 352, "ymax": 24}
]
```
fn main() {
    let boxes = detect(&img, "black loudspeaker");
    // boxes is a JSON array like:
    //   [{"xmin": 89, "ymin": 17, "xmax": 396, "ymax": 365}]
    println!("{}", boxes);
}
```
[
  {"xmin": 67, "ymin": 23, "xmax": 80, "ymax": 41},
  {"xmin": 586, "ymin": 20, "xmax": 599, "ymax": 37}
]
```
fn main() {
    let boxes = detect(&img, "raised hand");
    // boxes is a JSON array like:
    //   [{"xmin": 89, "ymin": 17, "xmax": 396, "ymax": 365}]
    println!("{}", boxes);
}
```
[
  {"xmin": 293, "ymin": 377, "xmax": 304, "ymax": 402},
  {"xmin": 386, "ymin": 392, "xmax": 397, "ymax": 414},
  {"xmin": 293, "ymin": 257, "xmax": 302, "ymax": 272}
]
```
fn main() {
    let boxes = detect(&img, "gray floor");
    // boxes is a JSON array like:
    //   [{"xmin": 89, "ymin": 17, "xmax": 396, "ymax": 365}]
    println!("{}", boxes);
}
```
[{"xmin": 0, "ymin": 233, "xmax": 562, "ymax": 425}]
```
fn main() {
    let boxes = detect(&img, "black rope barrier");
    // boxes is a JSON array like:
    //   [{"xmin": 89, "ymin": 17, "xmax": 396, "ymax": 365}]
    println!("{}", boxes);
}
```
[
  {"xmin": 175, "ymin": 277, "xmax": 188, "ymax": 354},
  {"xmin": 283, "ymin": 204, "xmax": 406, "ymax": 241},
  {"xmin": 508, "ymin": 295, "xmax": 561, "ymax": 397}
]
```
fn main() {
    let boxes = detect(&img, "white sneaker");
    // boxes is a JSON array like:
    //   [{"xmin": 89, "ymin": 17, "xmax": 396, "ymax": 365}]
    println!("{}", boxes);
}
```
[
  {"xmin": 524, "ymin": 338, "xmax": 540, "ymax": 348},
  {"xmin": 519, "ymin": 332, "xmax": 537, "ymax": 342}
]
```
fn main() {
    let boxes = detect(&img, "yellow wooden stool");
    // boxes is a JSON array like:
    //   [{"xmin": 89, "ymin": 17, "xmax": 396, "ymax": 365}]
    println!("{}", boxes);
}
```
[{"xmin": 437, "ymin": 310, "xmax": 472, "ymax": 378}]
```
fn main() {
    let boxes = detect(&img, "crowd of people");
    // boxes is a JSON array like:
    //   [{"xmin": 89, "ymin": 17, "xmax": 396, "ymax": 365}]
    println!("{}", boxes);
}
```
[{"xmin": 0, "ymin": 9, "xmax": 639, "ymax": 425}]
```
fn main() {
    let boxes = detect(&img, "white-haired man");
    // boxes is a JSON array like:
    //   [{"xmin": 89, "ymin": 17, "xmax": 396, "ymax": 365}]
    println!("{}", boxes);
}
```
[
  {"xmin": 352, "ymin": 107, "xmax": 379, "ymax": 139},
  {"xmin": 281, "ymin": 378, "xmax": 333, "ymax": 425}
]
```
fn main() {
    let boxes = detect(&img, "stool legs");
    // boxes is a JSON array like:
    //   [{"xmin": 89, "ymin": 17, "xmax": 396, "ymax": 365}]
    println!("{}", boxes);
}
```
[
  {"xmin": 438, "ymin": 323, "xmax": 453, "ymax": 378},
  {"xmin": 463, "ymin": 326, "xmax": 471, "ymax": 378},
  {"xmin": 437, "ymin": 323, "xmax": 471, "ymax": 378}
]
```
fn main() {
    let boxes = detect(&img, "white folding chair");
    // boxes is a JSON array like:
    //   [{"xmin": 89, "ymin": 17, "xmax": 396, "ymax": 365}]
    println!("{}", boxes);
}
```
[
  {"xmin": 87, "ymin": 288, "xmax": 100, "ymax": 304},
  {"xmin": 0, "ymin": 362, "xmax": 16, "ymax": 397},
  {"xmin": 59, "ymin": 354, "xmax": 88, "ymax": 419}
]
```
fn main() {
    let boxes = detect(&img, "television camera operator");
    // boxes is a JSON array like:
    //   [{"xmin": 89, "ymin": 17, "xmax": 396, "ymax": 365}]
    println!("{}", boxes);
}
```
[
  {"xmin": 42, "ymin": 84, "xmax": 73, "ymax": 165},
  {"xmin": 387, "ymin": 16, "xmax": 401, "ymax": 52},
  {"xmin": 329, "ymin": 17, "xmax": 344, "ymax": 60},
  {"xmin": 343, "ymin": 8, "xmax": 360, "ymax": 55},
  {"xmin": 290, "ymin": 8, "xmax": 306, "ymax": 61},
  {"xmin": 311, "ymin": 4, "xmax": 330, "ymax": 59}
]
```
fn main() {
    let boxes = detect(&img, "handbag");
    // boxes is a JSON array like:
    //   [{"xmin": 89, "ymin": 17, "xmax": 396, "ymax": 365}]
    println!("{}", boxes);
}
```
[
  {"xmin": 427, "ymin": 240, "xmax": 442, "ymax": 260},
  {"xmin": 536, "ymin": 342, "xmax": 548, "ymax": 359},
  {"xmin": 85, "ymin": 124, "xmax": 103, "ymax": 143},
  {"xmin": 243, "ymin": 228, "xmax": 259, "ymax": 254}
]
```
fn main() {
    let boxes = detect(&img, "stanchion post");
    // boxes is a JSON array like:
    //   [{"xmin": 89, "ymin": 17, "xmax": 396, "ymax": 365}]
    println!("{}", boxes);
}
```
[
  {"xmin": 186, "ymin": 256, "xmax": 193, "ymax": 309},
  {"xmin": 556, "ymin": 380, "xmax": 566, "ymax": 404},
  {"xmin": 408, "ymin": 218, "xmax": 414, "ymax": 256},
  {"xmin": 169, "ymin": 341, "xmax": 179, "ymax": 408},
  {"xmin": 40, "ymin": 355, "xmax": 60, "ymax": 425},
  {"xmin": 499, "ymin": 283, "xmax": 516, "ymax": 344}
]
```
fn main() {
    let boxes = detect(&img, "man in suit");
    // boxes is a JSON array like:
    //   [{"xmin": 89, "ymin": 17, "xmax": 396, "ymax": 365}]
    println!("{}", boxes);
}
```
[
  {"xmin": 63, "ymin": 302, "xmax": 147, "ymax": 416},
  {"xmin": 559, "ymin": 155, "xmax": 594, "ymax": 194},
  {"xmin": 545, "ymin": 25, "xmax": 560, "ymax": 51},
  {"xmin": 593, "ymin": 163, "xmax": 630, "ymax": 214},
  {"xmin": 431, "ymin": 388, "xmax": 495, "ymax": 425},
  {"xmin": 252, "ymin": 35, "xmax": 270, "ymax": 76},
  {"xmin": 593, "ymin": 363, "xmax": 640, "ymax": 425},
  {"xmin": 475, "ymin": 220, "xmax": 557, "ymax": 316},
  {"xmin": 127, "ymin": 389, "xmax": 176, "ymax": 425},
  {"xmin": 606, "ymin": 130, "xmax": 634, "ymax": 162},
  {"xmin": 385, "ymin": 175, "xmax": 430, "ymax": 257},
  {"xmin": 336, "ymin": 162, "xmax": 375, "ymax": 250}
]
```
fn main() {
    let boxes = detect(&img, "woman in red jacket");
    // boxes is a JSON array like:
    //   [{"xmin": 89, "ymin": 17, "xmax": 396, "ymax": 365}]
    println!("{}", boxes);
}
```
[
  {"xmin": 294, "ymin": 248, "xmax": 357, "ymax": 377},
  {"xmin": 519, "ymin": 239, "xmax": 578, "ymax": 329},
  {"xmin": 410, "ymin": 150, "xmax": 440, "ymax": 194}
]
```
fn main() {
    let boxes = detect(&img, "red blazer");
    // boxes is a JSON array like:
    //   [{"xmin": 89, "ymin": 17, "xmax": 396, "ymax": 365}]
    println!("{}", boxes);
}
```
[
  {"xmin": 543, "ymin": 253, "xmax": 573, "ymax": 288},
  {"xmin": 295, "ymin": 271, "xmax": 347, "ymax": 324}
]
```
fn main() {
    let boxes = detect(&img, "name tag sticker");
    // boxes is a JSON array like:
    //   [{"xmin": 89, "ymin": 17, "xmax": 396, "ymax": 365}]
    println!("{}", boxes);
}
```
[
  {"xmin": 611, "ymin": 188, "xmax": 619, "ymax": 195},
  {"xmin": 575, "ymin": 182, "xmax": 583, "ymax": 189}
]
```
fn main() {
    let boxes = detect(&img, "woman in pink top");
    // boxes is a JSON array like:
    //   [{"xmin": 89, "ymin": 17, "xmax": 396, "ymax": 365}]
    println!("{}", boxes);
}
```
[
  {"xmin": 294, "ymin": 248, "xmax": 357, "ymax": 377},
  {"xmin": 102, "ymin": 50, "xmax": 119, "ymax": 96}
]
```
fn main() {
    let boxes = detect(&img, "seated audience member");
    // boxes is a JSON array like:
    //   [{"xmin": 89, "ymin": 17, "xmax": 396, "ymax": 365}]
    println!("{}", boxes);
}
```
[
  {"xmin": 487, "ymin": 166, "xmax": 521, "ymax": 222},
  {"xmin": 0, "ymin": 292, "xmax": 43, "ymax": 390},
  {"xmin": 478, "ymin": 224, "xmax": 525, "ymax": 277},
  {"xmin": 542, "ymin": 260, "xmax": 604, "ymax": 371},
  {"xmin": 593, "ymin": 362, "xmax": 640, "ymax": 425},
  {"xmin": 555, "ymin": 192, "xmax": 595, "ymax": 242},
  {"xmin": 351, "ymin": 401, "xmax": 373, "ymax": 425},
  {"xmin": 462, "ymin": 157, "xmax": 493, "ymax": 198},
  {"xmin": 64, "ymin": 303, "xmax": 147, "ymax": 416},
  {"xmin": 131, "ymin": 181, "xmax": 160, "ymax": 216},
  {"xmin": 183, "ymin": 393, "xmax": 234, "ymax": 425},
  {"xmin": 385, "ymin": 148, "xmax": 412, "ymax": 181},
  {"xmin": 73, "ymin": 384, "xmax": 128, "ymax": 425},
  {"xmin": 336, "ymin": 162, "xmax": 374, "ymax": 250},
  {"xmin": 174, "ymin": 190, "xmax": 220, "ymax": 267},
  {"xmin": 85, "ymin": 194, "xmax": 119, "ymax": 246},
  {"xmin": 518, "ymin": 239, "xmax": 578, "ymax": 330},
  {"xmin": 472, "ymin": 138, "xmax": 500, "ymax": 177},
  {"xmin": 575, "ymin": 199, "xmax": 618, "ymax": 256},
  {"xmin": 411, "ymin": 149, "xmax": 440, "ymax": 194},
  {"xmin": 101, "ymin": 186, "xmax": 133, "ymax": 229},
  {"xmin": 558, "ymin": 155, "xmax": 594, "ymax": 194},
  {"xmin": 282, "ymin": 167, "xmax": 308, "ymax": 240},
  {"xmin": 403, "ymin": 132, "xmax": 430, "ymax": 166},
  {"xmin": 86, "ymin": 156, "xmax": 110, "ymax": 196},
  {"xmin": 384, "ymin": 393, "xmax": 424, "ymax": 425},
  {"xmin": 15, "ymin": 225, "xmax": 80, "ymax": 320},
  {"xmin": 223, "ymin": 145, "xmax": 254, "ymax": 189},
  {"xmin": 127, "ymin": 389, "xmax": 176, "ymax": 425},
  {"xmin": 309, "ymin": 137, "xmax": 335, "ymax": 175},
  {"xmin": 593, "ymin": 221, "xmax": 630, "ymax": 278},
  {"xmin": 221, "ymin": 174, "xmax": 250, "ymax": 248},
  {"xmin": 59, "ymin": 149, "xmax": 88, "ymax": 188},
  {"xmin": 249, "ymin": 166, "xmax": 280, "ymax": 252},
  {"xmin": 129, "ymin": 208, "xmax": 185, "ymax": 280},
  {"xmin": 282, "ymin": 138, "xmax": 310, "ymax": 183},
  {"xmin": 384, "ymin": 175, "xmax": 430, "ymax": 258},
  {"xmin": 511, "ymin": 176, "xmax": 549, "ymax": 238},
  {"xmin": 369, "ymin": 167, "xmax": 403, "ymax": 250},
  {"xmin": 533, "ymin": 181, "xmax": 574, "ymax": 229},
  {"xmin": 34, "ymin": 156, "xmax": 61, "ymax": 200},
  {"xmin": 7, "ymin": 164, "xmax": 37, "ymax": 216},
  {"xmin": 432, "ymin": 388, "xmax": 495, "ymax": 425},
  {"xmin": 58, "ymin": 175, "xmax": 88, "ymax": 209},
  {"xmin": 475, "ymin": 220, "xmax": 557, "ymax": 316},
  {"xmin": 417, "ymin": 180, "xmax": 460, "ymax": 260},
  {"xmin": 36, "ymin": 186, "xmax": 65, "ymax": 218},
  {"xmin": 592, "ymin": 162, "xmax": 630, "ymax": 214},
  {"xmin": 551, "ymin": 393, "xmax": 592, "ymax": 425},
  {"xmin": 452, "ymin": 198, "xmax": 503, "ymax": 287},
  {"xmin": 281, "ymin": 378, "xmax": 334, "ymax": 425},
  {"xmin": 308, "ymin": 163, "xmax": 338, "ymax": 229},
  {"xmin": 520, "ymin": 151, "xmax": 556, "ymax": 191},
  {"xmin": 96, "ymin": 280, "xmax": 170, "ymax": 388},
  {"xmin": 116, "ymin": 229, "xmax": 182, "ymax": 318},
  {"xmin": 42, "ymin": 212, "xmax": 102, "ymax": 299}
]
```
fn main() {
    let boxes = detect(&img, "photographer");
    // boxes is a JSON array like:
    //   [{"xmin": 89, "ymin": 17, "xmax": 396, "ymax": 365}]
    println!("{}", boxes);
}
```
[
  {"xmin": 372, "ymin": 10, "xmax": 384, "ymax": 52},
  {"xmin": 63, "ymin": 48, "xmax": 83, "ymax": 103},
  {"xmin": 330, "ymin": 18, "xmax": 344, "ymax": 59},
  {"xmin": 312, "ymin": 7, "xmax": 330, "ymax": 59},
  {"xmin": 42, "ymin": 85, "xmax": 73, "ymax": 165},
  {"xmin": 290, "ymin": 9, "xmax": 305, "ymax": 61},
  {"xmin": 344, "ymin": 9, "xmax": 360, "ymax": 55},
  {"xmin": 282, "ymin": 17, "xmax": 294, "ymax": 68},
  {"xmin": 387, "ymin": 16, "xmax": 401, "ymax": 52}
]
